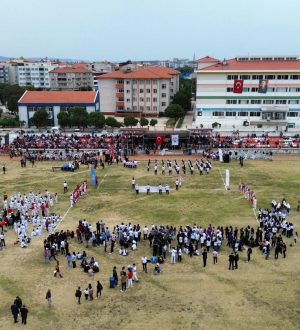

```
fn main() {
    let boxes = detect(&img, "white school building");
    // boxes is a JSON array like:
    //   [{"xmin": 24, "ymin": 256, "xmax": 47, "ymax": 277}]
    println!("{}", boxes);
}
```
[{"xmin": 195, "ymin": 56, "xmax": 300, "ymax": 132}]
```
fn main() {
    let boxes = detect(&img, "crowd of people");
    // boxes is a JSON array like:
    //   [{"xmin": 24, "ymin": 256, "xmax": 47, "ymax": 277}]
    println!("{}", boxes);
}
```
[
  {"xmin": 239, "ymin": 183, "xmax": 257, "ymax": 209},
  {"xmin": 1, "ymin": 190, "xmax": 61, "ymax": 248}
]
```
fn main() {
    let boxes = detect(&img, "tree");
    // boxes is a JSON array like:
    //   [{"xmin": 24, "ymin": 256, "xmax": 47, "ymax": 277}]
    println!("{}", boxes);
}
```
[
  {"xmin": 124, "ymin": 117, "xmax": 138, "ymax": 127},
  {"xmin": 105, "ymin": 116, "xmax": 121, "ymax": 128},
  {"xmin": 70, "ymin": 107, "xmax": 89, "ymax": 128},
  {"xmin": 149, "ymin": 119, "xmax": 158, "ymax": 127},
  {"xmin": 31, "ymin": 109, "xmax": 49, "ymax": 129},
  {"xmin": 88, "ymin": 112, "xmax": 105, "ymax": 128},
  {"xmin": 57, "ymin": 112, "xmax": 70, "ymax": 130},
  {"xmin": 172, "ymin": 91, "xmax": 190, "ymax": 110},
  {"xmin": 79, "ymin": 86, "xmax": 93, "ymax": 91},
  {"xmin": 165, "ymin": 104, "xmax": 185, "ymax": 122},
  {"xmin": 7, "ymin": 95, "xmax": 20, "ymax": 113},
  {"xmin": 140, "ymin": 117, "xmax": 149, "ymax": 127}
]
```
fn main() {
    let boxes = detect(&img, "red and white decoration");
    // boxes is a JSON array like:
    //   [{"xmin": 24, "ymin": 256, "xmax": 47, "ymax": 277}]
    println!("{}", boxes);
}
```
[{"xmin": 70, "ymin": 180, "xmax": 88, "ymax": 207}]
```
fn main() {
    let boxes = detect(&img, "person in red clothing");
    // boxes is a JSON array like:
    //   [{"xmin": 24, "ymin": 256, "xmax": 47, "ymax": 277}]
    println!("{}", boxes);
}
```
[{"xmin": 128, "ymin": 267, "xmax": 134, "ymax": 289}]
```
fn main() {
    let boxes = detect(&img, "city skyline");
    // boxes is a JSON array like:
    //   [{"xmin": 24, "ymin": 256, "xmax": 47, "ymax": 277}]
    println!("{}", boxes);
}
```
[{"xmin": 1, "ymin": 0, "xmax": 300, "ymax": 61}]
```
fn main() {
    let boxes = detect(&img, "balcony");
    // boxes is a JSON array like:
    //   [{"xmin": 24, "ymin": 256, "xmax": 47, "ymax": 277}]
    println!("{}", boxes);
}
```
[
  {"xmin": 115, "ymin": 83, "xmax": 124, "ymax": 89},
  {"xmin": 116, "ymin": 101, "xmax": 124, "ymax": 107},
  {"xmin": 116, "ymin": 92, "xmax": 124, "ymax": 98}
]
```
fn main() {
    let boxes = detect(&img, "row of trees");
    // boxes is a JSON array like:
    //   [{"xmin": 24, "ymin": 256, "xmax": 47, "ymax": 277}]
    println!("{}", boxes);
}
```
[
  {"xmin": 30, "ymin": 107, "xmax": 158, "ymax": 129},
  {"xmin": 0, "ymin": 83, "xmax": 36, "ymax": 113}
]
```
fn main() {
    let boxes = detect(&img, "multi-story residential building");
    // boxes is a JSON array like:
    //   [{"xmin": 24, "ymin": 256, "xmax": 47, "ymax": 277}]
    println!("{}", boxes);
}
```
[
  {"xmin": 18, "ymin": 90, "xmax": 99, "ymax": 127},
  {"xmin": 0, "ymin": 64, "xmax": 9, "ymax": 83},
  {"xmin": 17, "ymin": 61, "xmax": 59, "ymax": 89},
  {"xmin": 195, "ymin": 55, "xmax": 300, "ymax": 131},
  {"xmin": 97, "ymin": 66, "xmax": 180, "ymax": 116},
  {"xmin": 49, "ymin": 66, "xmax": 94, "ymax": 91}
]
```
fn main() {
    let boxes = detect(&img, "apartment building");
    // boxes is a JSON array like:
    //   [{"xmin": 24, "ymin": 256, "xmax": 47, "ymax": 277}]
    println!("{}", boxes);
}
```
[
  {"xmin": 49, "ymin": 66, "xmax": 94, "ymax": 90},
  {"xmin": 0, "ymin": 64, "xmax": 9, "ymax": 83},
  {"xmin": 17, "ymin": 61, "xmax": 59, "ymax": 89},
  {"xmin": 18, "ymin": 90, "xmax": 99, "ymax": 127},
  {"xmin": 195, "ymin": 55, "xmax": 300, "ymax": 131},
  {"xmin": 97, "ymin": 66, "xmax": 180, "ymax": 116}
]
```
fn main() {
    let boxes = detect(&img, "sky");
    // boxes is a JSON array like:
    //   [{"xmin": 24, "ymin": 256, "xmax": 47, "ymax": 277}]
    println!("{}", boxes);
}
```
[{"xmin": 1, "ymin": 0, "xmax": 300, "ymax": 62}]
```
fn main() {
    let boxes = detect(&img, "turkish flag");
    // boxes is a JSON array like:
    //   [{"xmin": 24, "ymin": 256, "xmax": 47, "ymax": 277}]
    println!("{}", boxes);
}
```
[
  {"xmin": 156, "ymin": 136, "xmax": 163, "ymax": 145},
  {"xmin": 233, "ymin": 80, "xmax": 244, "ymax": 94}
]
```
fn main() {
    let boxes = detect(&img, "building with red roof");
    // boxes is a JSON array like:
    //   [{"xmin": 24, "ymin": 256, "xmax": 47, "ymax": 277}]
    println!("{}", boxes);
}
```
[
  {"xmin": 195, "ymin": 55, "xmax": 300, "ymax": 131},
  {"xmin": 18, "ymin": 90, "xmax": 99, "ymax": 127},
  {"xmin": 97, "ymin": 66, "xmax": 180, "ymax": 116},
  {"xmin": 49, "ymin": 66, "xmax": 94, "ymax": 91}
]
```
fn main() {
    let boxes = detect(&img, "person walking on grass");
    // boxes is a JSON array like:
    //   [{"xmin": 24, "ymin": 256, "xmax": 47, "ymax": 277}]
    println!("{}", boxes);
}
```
[
  {"xmin": 212, "ymin": 250, "xmax": 218, "ymax": 264},
  {"xmin": 75, "ymin": 287, "xmax": 82, "ymax": 304},
  {"xmin": 20, "ymin": 305, "xmax": 28, "ymax": 325},
  {"xmin": 96, "ymin": 281, "xmax": 103, "ymax": 298},
  {"xmin": 11, "ymin": 302, "xmax": 19, "ymax": 323},
  {"xmin": 202, "ymin": 248, "xmax": 208, "ymax": 267},
  {"xmin": 120, "ymin": 267, "xmax": 127, "ymax": 292},
  {"xmin": 46, "ymin": 289, "xmax": 52, "ymax": 308},
  {"xmin": 88, "ymin": 283, "xmax": 94, "ymax": 301}
]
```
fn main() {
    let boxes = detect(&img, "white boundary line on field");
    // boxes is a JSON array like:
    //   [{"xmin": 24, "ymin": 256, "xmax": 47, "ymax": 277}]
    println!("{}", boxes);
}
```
[
  {"xmin": 97, "ymin": 173, "xmax": 107, "ymax": 190},
  {"xmin": 55, "ymin": 205, "xmax": 72, "ymax": 229}
]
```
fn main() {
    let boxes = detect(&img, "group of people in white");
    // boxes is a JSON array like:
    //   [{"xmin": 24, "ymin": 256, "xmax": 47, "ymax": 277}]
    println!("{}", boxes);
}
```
[
  {"xmin": 147, "ymin": 159, "xmax": 212, "ymax": 176},
  {"xmin": 1, "ymin": 191, "xmax": 61, "ymax": 248}
]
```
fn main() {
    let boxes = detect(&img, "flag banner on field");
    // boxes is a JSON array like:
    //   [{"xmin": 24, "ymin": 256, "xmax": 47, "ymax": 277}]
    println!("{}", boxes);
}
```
[
  {"xmin": 258, "ymin": 79, "xmax": 268, "ymax": 93},
  {"xmin": 225, "ymin": 169, "xmax": 230, "ymax": 189},
  {"xmin": 156, "ymin": 136, "xmax": 163, "ymax": 145},
  {"xmin": 171, "ymin": 134, "xmax": 179, "ymax": 146},
  {"xmin": 90, "ymin": 168, "xmax": 97, "ymax": 186},
  {"xmin": 233, "ymin": 80, "xmax": 244, "ymax": 93}
]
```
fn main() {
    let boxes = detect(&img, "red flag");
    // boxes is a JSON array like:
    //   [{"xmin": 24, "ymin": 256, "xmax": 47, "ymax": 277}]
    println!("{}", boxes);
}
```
[
  {"xmin": 156, "ymin": 136, "xmax": 163, "ymax": 145},
  {"xmin": 233, "ymin": 80, "xmax": 244, "ymax": 94}
]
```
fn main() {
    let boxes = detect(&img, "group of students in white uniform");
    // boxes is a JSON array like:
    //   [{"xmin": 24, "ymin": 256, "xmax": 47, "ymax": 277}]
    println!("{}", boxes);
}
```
[{"xmin": 1, "ymin": 191, "xmax": 61, "ymax": 248}]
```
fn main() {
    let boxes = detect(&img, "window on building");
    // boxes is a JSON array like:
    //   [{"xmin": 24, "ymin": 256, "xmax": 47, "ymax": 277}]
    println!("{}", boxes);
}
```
[
  {"xmin": 263, "ymin": 100, "xmax": 274, "ymax": 104},
  {"xmin": 146, "ymin": 106, "xmax": 151, "ymax": 111},
  {"xmin": 153, "ymin": 89, "xmax": 157, "ymax": 93},
  {"xmin": 139, "ymin": 80, "xmax": 144, "ymax": 84},
  {"xmin": 265, "ymin": 75, "xmax": 275, "ymax": 79},
  {"xmin": 287, "ymin": 112, "xmax": 298, "ymax": 117},
  {"xmin": 225, "ymin": 112, "xmax": 236, "ymax": 116},
  {"xmin": 133, "ymin": 106, "xmax": 137, "ymax": 111},
  {"xmin": 162, "ymin": 93, "xmax": 166, "ymax": 98},
  {"xmin": 162, "ymin": 102, "xmax": 166, "ymax": 106},
  {"xmin": 146, "ymin": 89, "xmax": 151, "ymax": 93},
  {"xmin": 198, "ymin": 111, "xmax": 202, "ymax": 116},
  {"xmin": 139, "ymin": 106, "xmax": 144, "ymax": 111},
  {"xmin": 243, "ymin": 88, "xmax": 250, "ymax": 92},
  {"xmin": 213, "ymin": 111, "xmax": 224, "ymax": 116},
  {"xmin": 275, "ymin": 100, "xmax": 287, "ymax": 104},
  {"xmin": 139, "ymin": 89, "xmax": 144, "ymax": 93},
  {"xmin": 287, "ymin": 123, "xmax": 295, "ymax": 128},
  {"xmin": 289, "ymin": 100, "xmax": 299, "ymax": 104},
  {"xmin": 226, "ymin": 88, "xmax": 233, "ymax": 92},
  {"xmin": 226, "ymin": 100, "xmax": 237, "ymax": 104},
  {"xmin": 132, "ymin": 97, "xmax": 137, "ymax": 102},
  {"xmin": 162, "ymin": 84, "xmax": 166, "ymax": 89},
  {"xmin": 290, "ymin": 75, "xmax": 300, "ymax": 80},
  {"xmin": 116, "ymin": 79, "xmax": 124, "ymax": 84},
  {"xmin": 153, "ymin": 80, "xmax": 157, "ymax": 85},
  {"xmin": 126, "ymin": 80, "xmax": 130, "ymax": 84},
  {"xmin": 249, "ymin": 112, "xmax": 261, "ymax": 117},
  {"xmin": 250, "ymin": 100, "xmax": 261, "ymax": 104},
  {"xmin": 251, "ymin": 87, "xmax": 258, "ymax": 92},
  {"xmin": 146, "ymin": 80, "xmax": 151, "ymax": 85},
  {"xmin": 252, "ymin": 75, "xmax": 263, "ymax": 80},
  {"xmin": 238, "ymin": 112, "xmax": 248, "ymax": 116},
  {"xmin": 277, "ymin": 75, "xmax": 289, "ymax": 80},
  {"xmin": 238, "ymin": 100, "xmax": 249, "ymax": 104},
  {"xmin": 240, "ymin": 75, "xmax": 250, "ymax": 80},
  {"xmin": 153, "ymin": 106, "xmax": 158, "ymax": 111},
  {"xmin": 140, "ymin": 97, "xmax": 144, "ymax": 102},
  {"xmin": 153, "ymin": 98, "xmax": 157, "ymax": 102},
  {"xmin": 126, "ymin": 98, "xmax": 130, "ymax": 102},
  {"xmin": 227, "ymin": 75, "xmax": 238, "ymax": 80},
  {"xmin": 126, "ymin": 90, "xmax": 130, "ymax": 94},
  {"xmin": 146, "ymin": 97, "xmax": 151, "ymax": 102}
]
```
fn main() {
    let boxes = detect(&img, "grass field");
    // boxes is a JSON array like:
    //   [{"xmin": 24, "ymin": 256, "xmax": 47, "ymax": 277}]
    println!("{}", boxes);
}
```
[{"xmin": 0, "ymin": 157, "xmax": 300, "ymax": 330}]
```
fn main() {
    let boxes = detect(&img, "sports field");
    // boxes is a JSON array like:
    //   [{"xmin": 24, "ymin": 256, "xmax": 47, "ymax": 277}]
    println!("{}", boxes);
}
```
[{"xmin": 0, "ymin": 157, "xmax": 299, "ymax": 330}]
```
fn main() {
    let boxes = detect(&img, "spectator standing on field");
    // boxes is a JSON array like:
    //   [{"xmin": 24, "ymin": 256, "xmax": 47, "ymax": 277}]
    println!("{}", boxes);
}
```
[
  {"xmin": 46, "ymin": 289, "xmax": 52, "ymax": 307},
  {"xmin": 64, "ymin": 181, "xmax": 68, "ymax": 193},
  {"xmin": 20, "ymin": 305, "xmax": 28, "ymax": 325}
]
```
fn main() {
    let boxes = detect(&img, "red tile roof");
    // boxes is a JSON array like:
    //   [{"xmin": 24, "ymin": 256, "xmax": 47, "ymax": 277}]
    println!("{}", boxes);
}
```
[
  {"xmin": 50, "ymin": 66, "xmax": 92, "ymax": 74},
  {"xmin": 97, "ymin": 66, "xmax": 180, "ymax": 80},
  {"xmin": 18, "ymin": 91, "xmax": 98, "ymax": 104},
  {"xmin": 197, "ymin": 56, "xmax": 219, "ymax": 63},
  {"xmin": 199, "ymin": 58, "xmax": 300, "ymax": 71}
]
